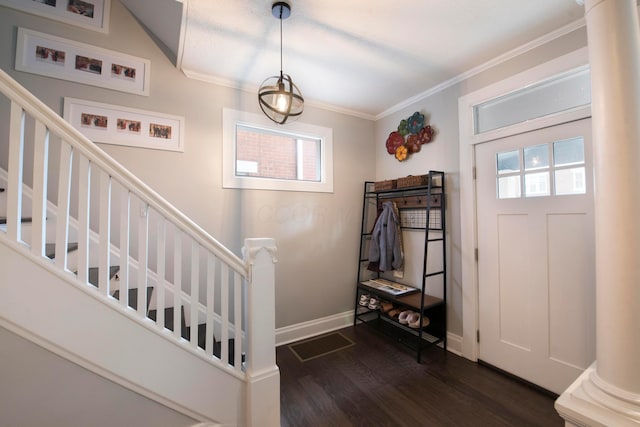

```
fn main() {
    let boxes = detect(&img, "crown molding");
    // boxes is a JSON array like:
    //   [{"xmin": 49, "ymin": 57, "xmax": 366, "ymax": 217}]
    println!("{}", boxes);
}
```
[{"xmin": 376, "ymin": 16, "xmax": 587, "ymax": 120}]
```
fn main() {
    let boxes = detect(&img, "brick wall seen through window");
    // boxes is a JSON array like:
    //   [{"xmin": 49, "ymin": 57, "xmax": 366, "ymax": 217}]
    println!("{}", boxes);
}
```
[{"xmin": 236, "ymin": 125, "xmax": 320, "ymax": 182}]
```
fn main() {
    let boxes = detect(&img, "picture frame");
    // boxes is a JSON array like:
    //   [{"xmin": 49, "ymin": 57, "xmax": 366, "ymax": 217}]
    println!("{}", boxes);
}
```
[
  {"xmin": 15, "ymin": 27, "xmax": 150, "ymax": 96},
  {"xmin": 64, "ymin": 97, "xmax": 185, "ymax": 152},
  {"xmin": 0, "ymin": 0, "xmax": 110, "ymax": 33}
]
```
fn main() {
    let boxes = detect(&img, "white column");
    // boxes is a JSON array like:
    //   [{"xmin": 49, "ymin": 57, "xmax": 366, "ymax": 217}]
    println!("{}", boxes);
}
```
[
  {"xmin": 588, "ymin": 0, "xmax": 640, "ymax": 394},
  {"xmin": 556, "ymin": 1, "xmax": 640, "ymax": 425},
  {"xmin": 242, "ymin": 238, "xmax": 280, "ymax": 427}
]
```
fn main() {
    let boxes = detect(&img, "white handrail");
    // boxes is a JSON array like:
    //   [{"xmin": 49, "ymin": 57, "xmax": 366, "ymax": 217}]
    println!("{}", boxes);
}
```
[{"xmin": 0, "ymin": 67, "xmax": 246, "ymax": 276}]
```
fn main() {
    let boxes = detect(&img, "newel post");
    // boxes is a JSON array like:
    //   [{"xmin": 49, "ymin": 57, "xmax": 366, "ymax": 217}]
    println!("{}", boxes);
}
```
[{"xmin": 242, "ymin": 238, "xmax": 280, "ymax": 427}]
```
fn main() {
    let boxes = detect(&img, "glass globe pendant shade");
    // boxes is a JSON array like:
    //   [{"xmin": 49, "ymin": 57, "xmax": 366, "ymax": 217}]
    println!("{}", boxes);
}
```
[
  {"xmin": 258, "ymin": 72, "xmax": 304, "ymax": 124},
  {"xmin": 258, "ymin": 1, "xmax": 304, "ymax": 125}
]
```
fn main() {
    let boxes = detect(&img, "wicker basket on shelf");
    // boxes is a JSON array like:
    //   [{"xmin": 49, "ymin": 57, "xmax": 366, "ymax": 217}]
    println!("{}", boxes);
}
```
[
  {"xmin": 374, "ymin": 179, "xmax": 397, "ymax": 191},
  {"xmin": 397, "ymin": 174, "xmax": 429, "ymax": 188}
]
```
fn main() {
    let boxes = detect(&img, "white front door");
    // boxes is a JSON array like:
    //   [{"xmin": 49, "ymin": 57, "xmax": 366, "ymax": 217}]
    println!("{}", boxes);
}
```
[{"xmin": 475, "ymin": 119, "xmax": 595, "ymax": 394}]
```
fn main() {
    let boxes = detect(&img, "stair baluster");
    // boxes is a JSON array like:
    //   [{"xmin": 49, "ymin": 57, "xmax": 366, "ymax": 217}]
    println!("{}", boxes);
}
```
[
  {"xmin": 98, "ymin": 171, "xmax": 111, "ymax": 295},
  {"xmin": 155, "ymin": 217, "xmax": 166, "ymax": 331},
  {"xmin": 173, "ymin": 227, "xmax": 183, "ymax": 340},
  {"xmin": 6, "ymin": 101, "xmax": 24, "ymax": 243},
  {"xmin": 55, "ymin": 143, "xmax": 73, "ymax": 272},
  {"xmin": 190, "ymin": 240, "xmax": 200, "ymax": 350},
  {"xmin": 77, "ymin": 157, "xmax": 91, "ymax": 284},
  {"xmin": 206, "ymin": 252, "xmax": 216, "ymax": 357},
  {"xmin": 31, "ymin": 121, "xmax": 49, "ymax": 258},
  {"xmin": 233, "ymin": 271, "xmax": 243, "ymax": 368},
  {"xmin": 138, "ymin": 202, "xmax": 149, "ymax": 318},
  {"xmin": 119, "ymin": 189, "xmax": 131, "ymax": 308},
  {"xmin": 220, "ymin": 262, "xmax": 230, "ymax": 366}
]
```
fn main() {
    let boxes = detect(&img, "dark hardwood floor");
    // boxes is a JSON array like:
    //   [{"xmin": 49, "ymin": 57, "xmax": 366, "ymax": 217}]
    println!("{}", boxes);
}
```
[{"xmin": 277, "ymin": 325, "xmax": 563, "ymax": 427}]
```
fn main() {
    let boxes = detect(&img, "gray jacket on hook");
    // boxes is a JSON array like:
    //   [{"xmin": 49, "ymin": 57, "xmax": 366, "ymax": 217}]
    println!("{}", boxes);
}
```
[{"xmin": 368, "ymin": 201, "xmax": 404, "ymax": 272}]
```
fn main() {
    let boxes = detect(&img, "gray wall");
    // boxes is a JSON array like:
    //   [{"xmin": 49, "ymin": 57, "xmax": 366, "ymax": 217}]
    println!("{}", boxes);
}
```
[
  {"xmin": 0, "ymin": 1, "xmax": 375, "ymax": 330},
  {"xmin": 0, "ymin": 326, "xmax": 196, "ymax": 426}
]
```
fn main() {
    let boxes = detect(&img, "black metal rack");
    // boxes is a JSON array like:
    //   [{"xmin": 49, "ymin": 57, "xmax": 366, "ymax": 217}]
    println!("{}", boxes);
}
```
[{"xmin": 353, "ymin": 171, "xmax": 446, "ymax": 362}]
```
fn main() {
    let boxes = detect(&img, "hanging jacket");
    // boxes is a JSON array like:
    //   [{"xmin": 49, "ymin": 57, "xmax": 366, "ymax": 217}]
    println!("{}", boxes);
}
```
[{"xmin": 368, "ymin": 201, "xmax": 404, "ymax": 272}]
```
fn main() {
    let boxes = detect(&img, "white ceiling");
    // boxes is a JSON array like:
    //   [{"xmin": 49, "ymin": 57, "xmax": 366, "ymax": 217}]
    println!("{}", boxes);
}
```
[{"xmin": 122, "ymin": 0, "xmax": 586, "ymax": 120}]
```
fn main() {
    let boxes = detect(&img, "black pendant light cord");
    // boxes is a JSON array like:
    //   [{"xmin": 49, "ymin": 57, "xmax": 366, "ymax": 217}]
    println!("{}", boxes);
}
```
[{"xmin": 279, "ymin": 5, "xmax": 283, "ymax": 78}]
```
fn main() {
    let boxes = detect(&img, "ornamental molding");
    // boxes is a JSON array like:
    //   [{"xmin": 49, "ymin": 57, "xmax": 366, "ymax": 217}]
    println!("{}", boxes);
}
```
[{"xmin": 242, "ymin": 244, "xmax": 278, "ymax": 265}]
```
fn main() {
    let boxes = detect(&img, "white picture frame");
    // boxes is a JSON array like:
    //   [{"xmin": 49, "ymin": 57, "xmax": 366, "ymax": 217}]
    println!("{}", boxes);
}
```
[
  {"xmin": 15, "ymin": 27, "xmax": 150, "ymax": 96},
  {"xmin": 0, "ymin": 0, "xmax": 110, "ymax": 33},
  {"xmin": 64, "ymin": 97, "xmax": 185, "ymax": 153}
]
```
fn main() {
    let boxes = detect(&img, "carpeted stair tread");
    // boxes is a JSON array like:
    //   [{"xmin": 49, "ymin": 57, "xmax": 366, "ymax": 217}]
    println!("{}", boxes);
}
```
[
  {"xmin": 185, "ymin": 323, "xmax": 244, "ymax": 365},
  {"xmin": 214, "ymin": 337, "xmax": 244, "ymax": 366},
  {"xmin": 87, "ymin": 266, "xmax": 120, "ymax": 287},
  {"xmin": 112, "ymin": 286, "xmax": 154, "ymax": 312},
  {"xmin": 149, "ymin": 306, "xmax": 188, "ymax": 339},
  {"xmin": 0, "ymin": 217, "xmax": 33, "ymax": 225},
  {"xmin": 146, "ymin": 309, "xmax": 244, "ymax": 365},
  {"xmin": 45, "ymin": 242, "xmax": 79, "ymax": 259}
]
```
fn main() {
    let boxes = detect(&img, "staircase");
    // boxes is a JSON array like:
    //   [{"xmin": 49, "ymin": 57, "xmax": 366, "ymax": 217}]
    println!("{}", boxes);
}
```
[{"xmin": 0, "ymin": 68, "xmax": 280, "ymax": 426}]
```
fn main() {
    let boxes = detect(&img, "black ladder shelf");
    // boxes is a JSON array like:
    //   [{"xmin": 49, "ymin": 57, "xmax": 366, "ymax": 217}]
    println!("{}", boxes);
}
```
[{"xmin": 353, "ymin": 170, "xmax": 446, "ymax": 362}]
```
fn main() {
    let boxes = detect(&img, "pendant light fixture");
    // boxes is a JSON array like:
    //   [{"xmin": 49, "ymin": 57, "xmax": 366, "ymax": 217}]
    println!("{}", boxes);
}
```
[{"xmin": 258, "ymin": 2, "xmax": 304, "ymax": 124}]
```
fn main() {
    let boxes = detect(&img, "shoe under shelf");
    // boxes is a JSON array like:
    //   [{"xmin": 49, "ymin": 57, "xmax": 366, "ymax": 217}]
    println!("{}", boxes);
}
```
[
  {"xmin": 357, "ymin": 281, "xmax": 444, "ymax": 312},
  {"xmin": 355, "ymin": 305, "xmax": 444, "ymax": 336},
  {"xmin": 355, "ymin": 315, "xmax": 444, "ymax": 353}
]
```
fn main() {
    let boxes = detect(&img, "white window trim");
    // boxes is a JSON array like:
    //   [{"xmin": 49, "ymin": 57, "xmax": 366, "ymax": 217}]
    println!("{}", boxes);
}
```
[
  {"xmin": 457, "ymin": 47, "xmax": 591, "ymax": 362},
  {"xmin": 222, "ymin": 108, "xmax": 334, "ymax": 193},
  {"xmin": 464, "ymin": 50, "xmax": 591, "ymax": 146}
]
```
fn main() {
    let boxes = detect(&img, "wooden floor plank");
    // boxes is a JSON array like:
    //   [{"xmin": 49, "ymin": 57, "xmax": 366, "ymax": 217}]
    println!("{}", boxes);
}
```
[{"xmin": 278, "ymin": 324, "xmax": 563, "ymax": 427}]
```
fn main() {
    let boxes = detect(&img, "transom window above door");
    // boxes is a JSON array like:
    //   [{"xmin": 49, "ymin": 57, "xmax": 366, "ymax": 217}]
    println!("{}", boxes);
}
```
[
  {"xmin": 496, "ymin": 136, "xmax": 585, "ymax": 199},
  {"xmin": 474, "ymin": 67, "xmax": 591, "ymax": 135}
]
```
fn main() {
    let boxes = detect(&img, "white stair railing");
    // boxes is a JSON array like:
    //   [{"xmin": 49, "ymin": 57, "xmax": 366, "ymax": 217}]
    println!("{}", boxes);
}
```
[{"xmin": 0, "ymin": 67, "xmax": 279, "ymax": 425}]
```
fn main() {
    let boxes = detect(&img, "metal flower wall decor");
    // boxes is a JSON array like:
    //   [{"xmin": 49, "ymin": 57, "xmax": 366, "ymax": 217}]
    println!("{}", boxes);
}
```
[{"xmin": 385, "ymin": 111, "xmax": 435, "ymax": 162}]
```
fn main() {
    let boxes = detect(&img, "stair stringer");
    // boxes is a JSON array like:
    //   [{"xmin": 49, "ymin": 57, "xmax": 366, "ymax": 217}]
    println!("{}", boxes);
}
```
[
  {"xmin": 0, "ymin": 239, "xmax": 246, "ymax": 426},
  {"xmin": 0, "ymin": 168, "xmax": 238, "ymax": 338}
]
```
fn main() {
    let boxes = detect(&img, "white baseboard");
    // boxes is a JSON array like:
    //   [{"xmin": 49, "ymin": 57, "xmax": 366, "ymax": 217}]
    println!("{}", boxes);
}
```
[
  {"xmin": 446, "ymin": 332, "xmax": 463, "ymax": 356},
  {"xmin": 276, "ymin": 310, "xmax": 464, "ymax": 358}
]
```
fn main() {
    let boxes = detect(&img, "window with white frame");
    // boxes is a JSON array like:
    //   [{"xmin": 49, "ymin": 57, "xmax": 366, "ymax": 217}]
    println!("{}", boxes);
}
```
[
  {"xmin": 222, "ymin": 108, "xmax": 333, "ymax": 192},
  {"xmin": 496, "ymin": 136, "xmax": 586, "ymax": 199},
  {"xmin": 474, "ymin": 66, "xmax": 591, "ymax": 135}
]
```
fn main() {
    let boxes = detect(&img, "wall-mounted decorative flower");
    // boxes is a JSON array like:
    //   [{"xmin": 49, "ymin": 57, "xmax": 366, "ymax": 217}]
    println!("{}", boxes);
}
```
[
  {"xmin": 407, "ymin": 112, "xmax": 424, "ymax": 134},
  {"xmin": 385, "ymin": 131, "xmax": 404, "ymax": 154},
  {"xmin": 395, "ymin": 145, "xmax": 408, "ymax": 161},
  {"xmin": 385, "ymin": 111, "xmax": 436, "ymax": 162}
]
